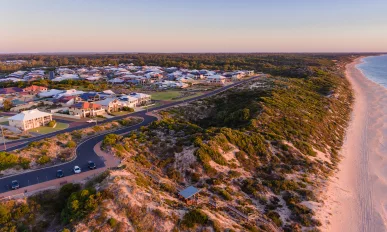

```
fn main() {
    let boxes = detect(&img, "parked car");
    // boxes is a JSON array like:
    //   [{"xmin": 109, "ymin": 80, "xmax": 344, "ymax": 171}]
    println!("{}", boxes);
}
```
[
  {"xmin": 56, "ymin": 170, "xmax": 64, "ymax": 178},
  {"xmin": 11, "ymin": 180, "xmax": 19, "ymax": 190},
  {"xmin": 73, "ymin": 166, "xmax": 81, "ymax": 174},
  {"xmin": 88, "ymin": 161, "xmax": 96, "ymax": 170}
]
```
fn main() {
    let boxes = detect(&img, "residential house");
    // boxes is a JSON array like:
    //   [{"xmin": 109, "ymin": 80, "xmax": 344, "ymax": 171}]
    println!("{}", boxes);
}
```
[
  {"xmin": 54, "ymin": 95, "xmax": 79, "ymax": 106},
  {"xmin": 69, "ymin": 102, "xmax": 105, "ymax": 118},
  {"xmin": 118, "ymin": 95, "xmax": 138, "ymax": 108},
  {"xmin": 24, "ymin": 70, "xmax": 45, "ymax": 81},
  {"xmin": 79, "ymin": 92, "xmax": 101, "ymax": 102},
  {"xmin": 38, "ymin": 89, "xmax": 64, "ymax": 98},
  {"xmin": 8, "ymin": 109, "xmax": 53, "ymax": 131},
  {"xmin": 0, "ymin": 78, "xmax": 26, "ymax": 83},
  {"xmin": 155, "ymin": 80, "xmax": 188, "ymax": 89},
  {"xmin": 206, "ymin": 75, "xmax": 226, "ymax": 86},
  {"xmin": 52, "ymin": 74, "xmax": 79, "ymax": 82},
  {"xmin": 0, "ymin": 87, "xmax": 24, "ymax": 96},
  {"xmin": 108, "ymin": 78, "xmax": 124, "ymax": 84},
  {"xmin": 54, "ymin": 89, "xmax": 84, "ymax": 99},
  {"xmin": 7, "ymin": 71, "xmax": 27, "ymax": 79},
  {"xmin": 22, "ymin": 85, "xmax": 48, "ymax": 94},
  {"xmin": 128, "ymin": 92, "xmax": 151, "ymax": 105},
  {"xmin": 94, "ymin": 98, "xmax": 120, "ymax": 113}
]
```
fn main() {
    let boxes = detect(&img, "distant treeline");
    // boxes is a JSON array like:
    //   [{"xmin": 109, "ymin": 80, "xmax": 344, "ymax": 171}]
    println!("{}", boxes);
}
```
[{"xmin": 0, "ymin": 53, "xmax": 376, "ymax": 77}]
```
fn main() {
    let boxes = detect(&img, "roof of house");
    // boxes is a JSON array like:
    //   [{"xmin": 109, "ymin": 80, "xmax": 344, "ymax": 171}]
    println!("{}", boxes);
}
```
[
  {"xmin": 179, "ymin": 186, "xmax": 200, "ymax": 199},
  {"xmin": 0, "ymin": 87, "xmax": 24, "ymax": 94},
  {"xmin": 102, "ymin": 90, "xmax": 115, "ymax": 95},
  {"xmin": 72, "ymin": 102, "xmax": 101, "ymax": 109},
  {"xmin": 93, "ymin": 98, "xmax": 117, "ymax": 106},
  {"xmin": 54, "ymin": 95, "xmax": 77, "ymax": 103},
  {"xmin": 23, "ymin": 85, "xmax": 47, "ymax": 92},
  {"xmin": 9, "ymin": 109, "xmax": 52, "ymax": 121},
  {"xmin": 119, "ymin": 95, "xmax": 138, "ymax": 102},
  {"xmin": 79, "ymin": 92, "xmax": 99, "ymax": 101},
  {"xmin": 129, "ymin": 92, "xmax": 151, "ymax": 99},
  {"xmin": 38, "ymin": 89, "xmax": 64, "ymax": 97},
  {"xmin": 207, "ymin": 75, "xmax": 226, "ymax": 80}
]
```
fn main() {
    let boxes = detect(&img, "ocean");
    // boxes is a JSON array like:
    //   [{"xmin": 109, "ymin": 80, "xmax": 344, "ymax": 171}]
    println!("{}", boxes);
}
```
[{"xmin": 357, "ymin": 55, "xmax": 387, "ymax": 88}]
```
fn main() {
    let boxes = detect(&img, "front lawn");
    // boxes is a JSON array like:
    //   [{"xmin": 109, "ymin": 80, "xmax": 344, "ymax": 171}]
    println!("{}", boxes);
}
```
[{"xmin": 28, "ymin": 122, "xmax": 69, "ymax": 134}]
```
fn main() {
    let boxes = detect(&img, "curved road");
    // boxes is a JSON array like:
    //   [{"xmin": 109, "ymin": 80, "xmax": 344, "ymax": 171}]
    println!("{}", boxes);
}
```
[{"xmin": 0, "ymin": 76, "xmax": 260, "ymax": 194}]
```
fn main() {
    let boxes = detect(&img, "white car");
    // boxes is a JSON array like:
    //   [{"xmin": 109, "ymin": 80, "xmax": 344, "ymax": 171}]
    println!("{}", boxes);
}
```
[
  {"xmin": 73, "ymin": 166, "xmax": 81, "ymax": 174},
  {"xmin": 87, "ymin": 119, "xmax": 96, "ymax": 123}
]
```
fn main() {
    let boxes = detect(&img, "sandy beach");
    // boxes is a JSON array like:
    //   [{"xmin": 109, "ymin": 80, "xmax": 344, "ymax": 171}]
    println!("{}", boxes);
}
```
[{"xmin": 318, "ymin": 58, "xmax": 387, "ymax": 231}]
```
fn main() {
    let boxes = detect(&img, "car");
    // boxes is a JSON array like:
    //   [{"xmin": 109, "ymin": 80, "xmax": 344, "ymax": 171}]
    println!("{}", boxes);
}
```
[
  {"xmin": 11, "ymin": 180, "xmax": 19, "ymax": 190},
  {"xmin": 87, "ymin": 119, "xmax": 96, "ymax": 123},
  {"xmin": 88, "ymin": 161, "xmax": 96, "ymax": 170},
  {"xmin": 73, "ymin": 166, "xmax": 81, "ymax": 174},
  {"xmin": 56, "ymin": 169, "xmax": 64, "ymax": 178}
]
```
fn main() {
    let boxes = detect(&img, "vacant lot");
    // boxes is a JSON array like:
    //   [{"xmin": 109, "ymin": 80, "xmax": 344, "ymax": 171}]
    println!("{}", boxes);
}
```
[{"xmin": 150, "ymin": 90, "xmax": 181, "ymax": 101}]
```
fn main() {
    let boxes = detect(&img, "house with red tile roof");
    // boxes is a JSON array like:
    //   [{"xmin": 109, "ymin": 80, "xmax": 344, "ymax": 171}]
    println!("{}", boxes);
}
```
[
  {"xmin": 22, "ymin": 85, "xmax": 48, "ymax": 94},
  {"xmin": 69, "ymin": 102, "xmax": 105, "ymax": 118}
]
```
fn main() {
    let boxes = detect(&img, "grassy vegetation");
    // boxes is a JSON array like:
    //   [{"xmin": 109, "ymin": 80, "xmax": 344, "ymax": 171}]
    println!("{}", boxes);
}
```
[
  {"xmin": 149, "ymin": 90, "xmax": 181, "ymax": 101},
  {"xmin": 28, "ymin": 122, "xmax": 69, "ymax": 134}
]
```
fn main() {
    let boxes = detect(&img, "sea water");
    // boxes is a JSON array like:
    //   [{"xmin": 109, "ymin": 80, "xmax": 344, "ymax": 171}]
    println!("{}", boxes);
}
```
[{"xmin": 357, "ymin": 55, "xmax": 387, "ymax": 88}]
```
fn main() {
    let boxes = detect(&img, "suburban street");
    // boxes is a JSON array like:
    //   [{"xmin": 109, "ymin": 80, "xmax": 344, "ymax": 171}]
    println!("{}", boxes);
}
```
[{"xmin": 0, "ymin": 76, "xmax": 260, "ymax": 194}]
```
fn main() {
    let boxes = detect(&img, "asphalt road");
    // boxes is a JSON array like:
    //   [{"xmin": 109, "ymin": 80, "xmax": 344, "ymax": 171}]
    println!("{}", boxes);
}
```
[{"xmin": 0, "ymin": 76, "xmax": 260, "ymax": 193}]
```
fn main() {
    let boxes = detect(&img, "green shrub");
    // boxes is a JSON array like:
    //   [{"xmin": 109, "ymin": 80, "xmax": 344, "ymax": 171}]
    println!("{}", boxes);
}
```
[
  {"xmin": 48, "ymin": 120, "xmax": 56, "ymax": 127},
  {"xmin": 66, "ymin": 140, "xmax": 76, "ymax": 148},
  {"xmin": 36, "ymin": 155, "xmax": 51, "ymax": 165},
  {"xmin": 0, "ymin": 152, "xmax": 30, "ymax": 170},
  {"xmin": 102, "ymin": 134, "xmax": 121, "ymax": 147},
  {"xmin": 265, "ymin": 211, "xmax": 282, "ymax": 226},
  {"xmin": 122, "ymin": 106, "xmax": 135, "ymax": 112},
  {"xmin": 108, "ymin": 217, "xmax": 118, "ymax": 227},
  {"xmin": 181, "ymin": 209, "xmax": 208, "ymax": 228}
]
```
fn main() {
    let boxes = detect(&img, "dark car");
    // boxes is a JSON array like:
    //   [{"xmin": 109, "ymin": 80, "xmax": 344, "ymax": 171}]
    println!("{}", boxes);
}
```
[
  {"xmin": 11, "ymin": 180, "xmax": 19, "ymax": 190},
  {"xmin": 56, "ymin": 170, "xmax": 64, "ymax": 178},
  {"xmin": 88, "ymin": 161, "xmax": 96, "ymax": 170}
]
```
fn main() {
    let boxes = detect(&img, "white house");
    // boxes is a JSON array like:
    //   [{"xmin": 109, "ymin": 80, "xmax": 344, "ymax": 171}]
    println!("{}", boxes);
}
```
[
  {"xmin": 206, "ymin": 75, "xmax": 226, "ymax": 86},
  {"xmin": 38, "ymin": 89, "xmax": 64, "ymax": 98},
  {"xmin": 128, "ymin": 92, "xmax": 151, "ymax": 105},
  {"xmin": 8, "ymin": 109, "xmax": 53, "ymax": 131},
  {"xmin": 52, "ymin": 74, "xmax": 79, "ymax": 82},
  {"xmin": 108, "ymin": 78, "xmax": 124, "ymax": 83},
  {"xmin": 118, "ymin": 95, "xmax": 139, "ymax": 108},
  {"xmin": 53, "ymin": 89, "xmax": 84, "ymax": 99},
  {"xmin": 93, "ymin": 98, "xmax": 121, "ymax": 113}
]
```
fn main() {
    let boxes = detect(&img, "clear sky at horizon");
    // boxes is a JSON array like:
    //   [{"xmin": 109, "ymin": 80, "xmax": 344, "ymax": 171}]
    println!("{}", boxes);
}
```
[{"xmin": 1, "ymin": 0, "xmax": 387, "ymax": 53}]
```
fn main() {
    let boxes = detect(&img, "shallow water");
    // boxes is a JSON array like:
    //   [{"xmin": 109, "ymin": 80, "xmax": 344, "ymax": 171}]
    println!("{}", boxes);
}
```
[{"xmin": 357, "ymin": 55, "xmax": 387, "ymax": 88}]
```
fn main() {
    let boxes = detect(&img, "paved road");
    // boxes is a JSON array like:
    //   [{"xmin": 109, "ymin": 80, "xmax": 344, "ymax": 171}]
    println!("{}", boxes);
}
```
[{"xmin": 0, "ymin": 76, "xmax": 261, "ymax": 193}]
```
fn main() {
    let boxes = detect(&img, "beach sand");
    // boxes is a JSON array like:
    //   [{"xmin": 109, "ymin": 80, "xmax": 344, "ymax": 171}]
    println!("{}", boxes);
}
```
[{"xmin": 317, "ymin": 58, "xmax": 387, "ymax": 231}]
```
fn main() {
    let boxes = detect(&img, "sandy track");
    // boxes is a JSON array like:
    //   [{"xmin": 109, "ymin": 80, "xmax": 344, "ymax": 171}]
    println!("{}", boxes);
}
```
[{"xmin": 318, "ymin": 58, "xmax": 387, "ymax": 232}]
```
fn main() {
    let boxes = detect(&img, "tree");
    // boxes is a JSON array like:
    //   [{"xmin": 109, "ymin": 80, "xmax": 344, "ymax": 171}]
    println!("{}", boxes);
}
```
[
  {"xmin": 2, "ymin": 99, "xmax": 13, "ymax": 111},
  {"xmin": 48, "ymin": 120, "xmax": 56, "ymax": 127}
]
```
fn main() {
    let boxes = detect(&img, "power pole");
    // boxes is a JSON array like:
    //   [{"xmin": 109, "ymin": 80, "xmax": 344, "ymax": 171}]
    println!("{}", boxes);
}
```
[{"xmin": 1, "ymin": 126, "xmax": 6, "ymax": 151}]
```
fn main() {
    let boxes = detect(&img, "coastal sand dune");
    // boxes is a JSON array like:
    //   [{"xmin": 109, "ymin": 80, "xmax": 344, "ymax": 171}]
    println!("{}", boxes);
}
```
[{"xmin": 318, "ymin": 58, "xmax": 387, "ymax": 232}]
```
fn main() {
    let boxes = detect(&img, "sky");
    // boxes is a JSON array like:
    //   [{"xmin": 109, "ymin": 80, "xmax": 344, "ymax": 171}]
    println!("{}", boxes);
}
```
[{"xmin": 1, "ymin": 0, "xmax": 387, "ymax": 53}]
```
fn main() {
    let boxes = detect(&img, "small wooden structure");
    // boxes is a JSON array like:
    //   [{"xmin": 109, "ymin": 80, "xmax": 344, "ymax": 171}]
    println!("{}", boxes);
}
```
[{"xmin": 178, "ymin": 186, "xmax": 201, "ymax": 205}]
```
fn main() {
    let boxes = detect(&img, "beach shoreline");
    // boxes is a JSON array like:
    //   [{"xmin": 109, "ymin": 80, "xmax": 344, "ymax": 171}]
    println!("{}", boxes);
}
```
[{"xmin": 317, "ymin": 57, "xmax": 387, "ymax": 231}]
